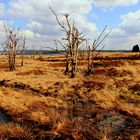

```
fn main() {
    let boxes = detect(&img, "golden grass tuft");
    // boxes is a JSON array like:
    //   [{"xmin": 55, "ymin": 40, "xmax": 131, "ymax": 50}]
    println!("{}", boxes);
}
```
[{"xmin": 0, "ymin": 122, "xmax": 34, "ymax": 139}]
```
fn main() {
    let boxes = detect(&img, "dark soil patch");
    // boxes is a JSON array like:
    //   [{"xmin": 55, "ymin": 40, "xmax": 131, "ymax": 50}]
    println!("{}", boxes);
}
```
[
  {"xmin": 119, "ymin": 95, "xmax": 140, "ymax": 105},
  {"xmin": 94, "ymin": 68, "xmax": 106, "ymax": 75},
  {"xmin": 129, "ymin": 84, "xmax": 140, "ymax": 95},
  {"xmin": 83, "ymin": 80, "xmax": 105, "ymax": 90},
  {"xmin": 0, "ymin": 80, "xmax": 43, "ymax": 95},
  {"xmin": 107, "ymin": 68, "xmax": 133, "ymax": 77},
  {"xmin": 16, "ymin": 69, "xmax": 45, "ymax": 76},
  {"xmin": 93, "ymin": 60, "xmax": 125, "ymax": 67}
]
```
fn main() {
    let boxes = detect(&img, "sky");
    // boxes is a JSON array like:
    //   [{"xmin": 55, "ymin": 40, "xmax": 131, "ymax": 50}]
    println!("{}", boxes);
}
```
[{"xmin": 0, "ymin": 0, "xmax": 140, "ymax": 50}]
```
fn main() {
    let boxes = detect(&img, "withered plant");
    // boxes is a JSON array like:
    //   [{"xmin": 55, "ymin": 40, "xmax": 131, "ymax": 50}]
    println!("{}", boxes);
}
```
[
  {"xmin": 2, "ymin": 24, "xmax": 25, "ymax": 71},
  {"xmin": 50, "ymin": 6, "xmax": 85, "ymax": 78},
  {"xmin": 86, "ymin": 26, "xmax": 111, "ymax": 74}
]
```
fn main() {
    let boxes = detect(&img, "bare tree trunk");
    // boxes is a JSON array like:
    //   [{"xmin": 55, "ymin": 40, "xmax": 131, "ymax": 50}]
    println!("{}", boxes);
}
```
[
  {"xmin": 8, "ymin": 51, "xmax": 12, "ymax": 71},
  {"xmin": 2, "ymin": 24, "xmax": 24, "ymax": 71},
  {"xmin": 65, "ymin": 53, "xmax": 70, "ymax": 73},
  {"xmin": 87, "ymin": 46, "xmax": 93, "ymax": 74},
  {"xmin": 13, "ymin": 45, "xmax": 16, "ymax": 70},
  {"xmin": 71, "ymin": 48, "xmax": 78, "ymax": 78},
  {"xmin": 21, "ymin": 54, "xmax": 24, "ymax": 66},
  {"xmin": 71, "ymin": 59, "xmax": 77, "ymax": 78},
  {"xmin": 70, "ymin": 29, "xmax": 80, "ymax": 78},
  {"xmin": 8, "ymin": 45, "xmax": 16, "ymax": 71},
  {"xmin": 21, "ymin": 49, "xmax": 25, "ymax": 66}
]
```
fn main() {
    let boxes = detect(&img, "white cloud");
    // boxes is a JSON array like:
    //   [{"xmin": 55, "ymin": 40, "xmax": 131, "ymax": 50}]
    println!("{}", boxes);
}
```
[
  {"xmin": 120, "ymin": 9, "xmax": 140, "ymax": 34},
  {"xmin": 103, "ymin": 8, "xmax": 140, "ymax": 50},
  {"xmin": 28, "ymin": 21, "xmax": 60, "ymax": 36},
  {"xmin": 110, "ymin": 28, "xmax": 126, "ymax": 38},
  {"xmin": 7, "ymin": 0, "xmax": 50, "ymax": 22},
  {"xmin": 7, "ymin": 0, "xmax": 92, "ymax": 21},
  {"xmin": 1, "ymin": 0, "xmax": 140, "ymax": 50},
  {"xmin": 50, "ymin": 0, "xmax": 92, "ymax": 15},
  {"xmin": 128, "ymin": 33, "xmax": 140, "ymax": 41},
  {"xmin": 91, "ymin": 0, "xmax": 140, "ymax": 8},
  {"xmin": 4, "ymin": 0, "xmax": 97, "ymax": 49}
]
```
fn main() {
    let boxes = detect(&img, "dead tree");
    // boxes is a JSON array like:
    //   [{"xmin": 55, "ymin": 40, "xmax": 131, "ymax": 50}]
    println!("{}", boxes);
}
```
[
  {"xmin": 2, "ymin": 24, "xmax": 23, "ymax": 71},
  {"xmin": 86, "ymin": 26, "xmax": 111, "ymax": 74},
  {"xmin": 50, "ymin": 6, "xmax": 85, "ymax": 78}
]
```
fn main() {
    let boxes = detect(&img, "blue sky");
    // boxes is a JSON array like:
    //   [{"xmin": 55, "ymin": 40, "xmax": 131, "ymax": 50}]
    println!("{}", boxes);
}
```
[
  {"xmin": 91, "ymin": 3, "xmax": 140, "ymax": 29},
  {"xmin": 0, "ymin": 0, "xmax": 140, "ymax": 50}
]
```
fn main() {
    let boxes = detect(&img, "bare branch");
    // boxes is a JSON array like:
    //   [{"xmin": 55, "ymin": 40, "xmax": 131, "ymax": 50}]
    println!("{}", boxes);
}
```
[
  {"xmin": 95, "ymin": 25, "xmax": 107, "ymax": 46},
  {"xmin": 65, "ymin": 13, "xmax": 71, "ymax": 30},
  {"xmin": 95, "ymin": 29, "xmax": 111, "ymax": 49},
  {"xmin": 54, "ymin": 40, "xmax": 58, "ymax": 51},
  {"xmin": 49, "ymin": 5, "xmax": 68, "ymax": 32}
]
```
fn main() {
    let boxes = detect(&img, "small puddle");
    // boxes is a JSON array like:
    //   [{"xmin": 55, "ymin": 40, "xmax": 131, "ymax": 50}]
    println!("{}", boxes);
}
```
[
  {"xmin": 0, "ymin": 111, "xmax": 11, "ymax": 123},
  {"xmin": 95, "ymin": 111, "xmax": 125, "ymax": 132},
  {"xmin": 92, "ymin": 110, "xmax": 139, "ymax": 133}
]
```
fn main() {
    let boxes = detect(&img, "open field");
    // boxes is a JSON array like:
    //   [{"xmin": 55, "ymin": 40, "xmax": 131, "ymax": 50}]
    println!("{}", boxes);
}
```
[{"xmin": 0, "ymin": 52, "xmax": 139, "ymax": 139}]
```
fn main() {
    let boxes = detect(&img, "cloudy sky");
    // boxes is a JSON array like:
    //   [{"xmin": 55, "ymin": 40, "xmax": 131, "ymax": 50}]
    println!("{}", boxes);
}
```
[{"xmin": 0, "ymin": 0, "xmax": 140, "ymax": 50}]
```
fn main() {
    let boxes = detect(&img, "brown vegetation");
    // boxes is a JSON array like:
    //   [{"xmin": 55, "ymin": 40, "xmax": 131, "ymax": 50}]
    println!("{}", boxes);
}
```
[{"xmin": 0, "ymin": 52, "xmax": 139, "ymax": 139}]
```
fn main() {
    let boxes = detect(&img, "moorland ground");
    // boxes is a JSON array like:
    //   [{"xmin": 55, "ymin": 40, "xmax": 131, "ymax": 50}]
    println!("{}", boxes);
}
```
[{"xmin": 0, "ymin": 52, "xmax": 139, "ymax": 140}]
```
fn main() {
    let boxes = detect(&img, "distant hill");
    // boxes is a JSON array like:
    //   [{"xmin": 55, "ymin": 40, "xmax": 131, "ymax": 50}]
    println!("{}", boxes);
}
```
[{"xmin": 0, "ymin": 49, "xmax": 132, "ymax": 55}]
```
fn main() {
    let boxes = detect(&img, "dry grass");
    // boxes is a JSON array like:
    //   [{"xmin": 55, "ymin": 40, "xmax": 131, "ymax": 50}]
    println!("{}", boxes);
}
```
[
  {"xmin": 0, "ymin": 122, "xmax": 34, "ymax": 139},
  {"xmin": 0, "ymin": 53, "xmax": 139, "ymax": 139}
]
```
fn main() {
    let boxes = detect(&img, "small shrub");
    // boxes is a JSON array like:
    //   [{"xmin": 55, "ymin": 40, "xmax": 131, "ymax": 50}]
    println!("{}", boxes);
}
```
[{"xmin": 132, "ymin": 44, "xmax": 139, "ymax": 52}]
